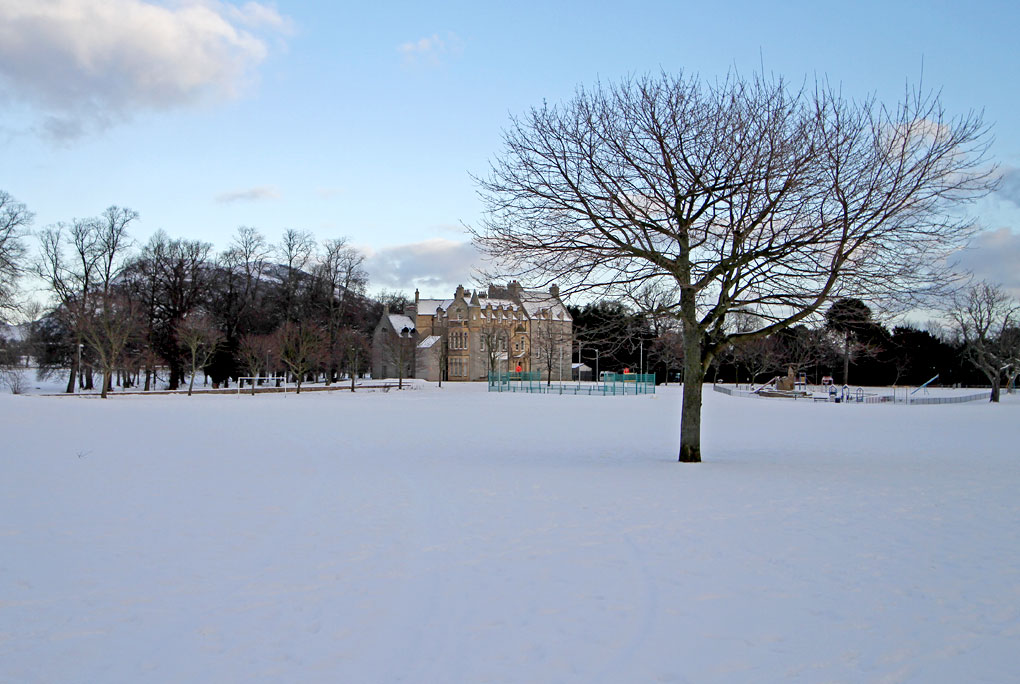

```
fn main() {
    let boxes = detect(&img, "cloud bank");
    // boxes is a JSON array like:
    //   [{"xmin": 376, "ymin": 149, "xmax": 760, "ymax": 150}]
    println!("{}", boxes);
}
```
[
  {"xmin": 995, "ymin": 167, "xmax": 1020, "ymax": 208},
  {"xmin": 363, "ymin": 238, "xmax": 481, "ymax": 293},
  {"xmin": 955, "ymin": 227, "xmax": 1020, "ymax": 297},
  {"xmin": 0, "ymin": 0, "xmax": 292, "ymax": 139}
]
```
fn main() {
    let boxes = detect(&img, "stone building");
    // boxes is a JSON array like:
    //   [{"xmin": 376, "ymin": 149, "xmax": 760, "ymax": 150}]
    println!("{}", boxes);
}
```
[
  {"xmin": 373, "ymin": 282, "xmax": 572, "ymax": 382},
  {"xmin": 370, "ymin": 307, "xmax": 417, "ymax": 382}
]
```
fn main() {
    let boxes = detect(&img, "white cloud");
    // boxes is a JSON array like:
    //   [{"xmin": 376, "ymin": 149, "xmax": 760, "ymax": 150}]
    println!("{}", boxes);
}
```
[
  {"xmin": 398, "ymin": 32, "xmax": 462, "ymax": 66},
  {"xmin": 363, "ymin": 238, "xmax": 481, "ymax": 293},
  {"xmin": 214, "ymin": 185, "xmax": 280, "ymax": 203},
  {"xmin": 0, "ymin": 0, "xmax": 291, "ymax": 139},
  {"xmin": 995, "ymin": 167, "xmax": 1020, "ymax": 208}
]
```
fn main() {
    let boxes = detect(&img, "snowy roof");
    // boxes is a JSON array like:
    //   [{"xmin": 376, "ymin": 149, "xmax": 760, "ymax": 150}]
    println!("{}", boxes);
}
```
[
  {"xmin": 477, "ymin": 297, "xmax": 521, "ymax": 311},
  {"xmin": 413, "ymin": 286, "xmax": 569, "ymax": 321},
  {"xmin": 521, "ymin": 293, "xmax": 572, "ymax": 321},
  {"xmin": 418, "ymin": 335, "xmax": 441, "ymax": 349},
  {"xmin": 388, "ymin": 314, "xmax": 416, "ymax": 333},
  {"xmin": 416, "ymin": 299, "xmax": 455, "ymax": 316}
]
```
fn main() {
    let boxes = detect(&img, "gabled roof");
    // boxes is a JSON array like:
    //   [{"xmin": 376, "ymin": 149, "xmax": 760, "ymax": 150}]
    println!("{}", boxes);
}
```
[
  {"xmin": 387, "ymin": 314, "xmax": 416, "ymax": 334},
  {"xmin": 520, "ymin": 292, "xmax": 572, "ymax": 321},
  {"xmin": 417, "ymin": 299, "xmax": 455, "ymax": 315}
]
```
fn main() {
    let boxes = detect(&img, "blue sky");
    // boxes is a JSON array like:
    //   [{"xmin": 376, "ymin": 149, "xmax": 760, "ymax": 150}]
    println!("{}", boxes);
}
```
[{"xmin": 2, "ymin": 0, "xmax": 1019, "ymax": 299}]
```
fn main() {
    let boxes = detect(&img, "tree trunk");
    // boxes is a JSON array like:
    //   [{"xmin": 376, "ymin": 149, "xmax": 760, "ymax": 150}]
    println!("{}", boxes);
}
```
[
  {"xmin": 100, "ymin": 369, "xmax": 111, "ymax": 399},
  {"xmin": 990, "ymin": 377, "xmax": 1000, "ymax": 402},
  {"xmin": 65, "ymin": 363, "xmax": 76, "ymax": 394},
  {"xmin": 678, "ymin": 334, "xmax": 704, "ymax": 463}
]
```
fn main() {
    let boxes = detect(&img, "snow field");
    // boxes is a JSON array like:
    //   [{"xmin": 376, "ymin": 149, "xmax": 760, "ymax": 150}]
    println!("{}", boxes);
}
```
[{"xmin": 1, "ymin": 385, "xmax": 1018, "ymax": 682}]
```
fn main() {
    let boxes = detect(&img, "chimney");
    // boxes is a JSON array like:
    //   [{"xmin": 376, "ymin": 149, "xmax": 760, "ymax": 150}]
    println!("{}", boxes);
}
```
[
  {"xmin": 549, "ymin": 284, "xmax": 560, "ymax": 299},
  {"xmin": 415, "ymin": 288, "xmax": 420, "ymax": 305},
  {"xmin": 455, "ymin": 284, "xmax": 465, "ymax": 300}
]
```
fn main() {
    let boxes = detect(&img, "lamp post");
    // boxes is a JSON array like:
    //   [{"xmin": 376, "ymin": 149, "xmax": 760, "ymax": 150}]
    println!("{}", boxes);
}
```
[{"xmin": 576, "ymin": 340, "xmax": 582, "ymax": 384}]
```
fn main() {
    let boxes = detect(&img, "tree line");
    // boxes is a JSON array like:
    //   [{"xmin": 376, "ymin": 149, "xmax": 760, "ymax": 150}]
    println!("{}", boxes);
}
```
[
  {"xmin": 569, "ymin": 294, "xmax": 1019, "ymax": 399},
  {"xmin": 0, "ymin": 193, "xmax": 378, "ymax": 396}
]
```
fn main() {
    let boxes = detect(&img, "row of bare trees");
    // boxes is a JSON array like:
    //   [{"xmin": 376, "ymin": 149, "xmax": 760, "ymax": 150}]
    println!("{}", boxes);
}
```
[{"xmin": 27, "ymin": 213, "xmax": 375, "ymax": 396}]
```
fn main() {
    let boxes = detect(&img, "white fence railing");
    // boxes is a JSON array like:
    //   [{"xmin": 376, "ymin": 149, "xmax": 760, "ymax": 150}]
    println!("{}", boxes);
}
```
[{"xmin": 712, "ymin": 383, "xmax": 989, "ymax": 405}]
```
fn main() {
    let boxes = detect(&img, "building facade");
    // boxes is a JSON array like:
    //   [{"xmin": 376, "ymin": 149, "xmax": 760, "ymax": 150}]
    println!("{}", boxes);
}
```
[
  {"xmin": 370, "ymin": 307, "xmax": 417, "ymax": 382},
  {"xmin": 374, "ymin": 282, "xmax": 572, "ymax": 382}
]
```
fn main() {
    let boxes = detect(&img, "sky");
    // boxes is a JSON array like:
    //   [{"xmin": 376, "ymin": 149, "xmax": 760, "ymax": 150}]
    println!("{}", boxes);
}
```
[{"xmin": 1, "ymin": 0, "xmax": 1019, "ymax": 302}]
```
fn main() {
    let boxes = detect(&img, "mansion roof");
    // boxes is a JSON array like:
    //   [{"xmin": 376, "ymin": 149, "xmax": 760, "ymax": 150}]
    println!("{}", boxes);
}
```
[{"xmin": 413, "ymin": 283, "xmax": 571, "ymax": 323}]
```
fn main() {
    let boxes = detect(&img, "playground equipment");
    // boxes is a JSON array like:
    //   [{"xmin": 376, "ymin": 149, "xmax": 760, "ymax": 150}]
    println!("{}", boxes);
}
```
[
  {"xmin": 753, "ymin": 373, "xmax": 811, "ymax": 399},
  {"xmin": 910, "ymin": 374, "xmax": 940, "ymax": 396}
]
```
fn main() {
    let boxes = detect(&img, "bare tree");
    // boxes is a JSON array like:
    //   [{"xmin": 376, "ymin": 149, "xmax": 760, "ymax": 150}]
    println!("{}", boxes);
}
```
[
  {"xmin": 216, "ymin": 226, "xmax": 272, "ymax": 340},
  {"xmin": 177, "ymin": 313, "xmax": 224, "ymax": 396},
  {"xmin": 237, "ymin": 333, "xmax": 276, "ymax": 394},
  {"xmin": 78, "ymin": 291, "xmax": 141, "ymax": 397},
  {"xmin": 649, "ymin": 328, "xmax": 684, "ymax": 384},
  {"xmin": 278, "ymin": 229, "xmax": 316, "ymax": 322},
  {"xmin": 775, "ymin": 325, "xmax": 833, "ymax": 385},
  {"xmin": 948, "ymin": 282, "xmax": 1018, "ymax": 402},
  {"xmin": 315, "ymin": 237, "xmax": 367, "ymax": 383},
  {"xmin": 472, "ymin": 72, "xmax": 994, "ymax": 461},
  {"xmin": 425, "ymin": 310, "xmax": 451, "ymax": 386},
  {"xmin": 0, "ymin": 190, "xmax": 33, "ymax": 319},
  {"xmin": 276, "ymin": 321, "xmax": 326, "ymax": 393},
  {"xmin": 37, "ymin": 207, "xmax": 139, "ymax": 396},
  {"xmin": 478, "ymin": 317, "xmax": 511, "ymax": 377},
  {"xmin": 337, "ymin": 327, "xmax": 370, "ymax": 391},
  {"xmin": 140, "ymin": 232, "xmax": 212, "ymax": 390},
  {"xmin": 531, "ymin": 310, "xmax": 571, "ymax": 384}
]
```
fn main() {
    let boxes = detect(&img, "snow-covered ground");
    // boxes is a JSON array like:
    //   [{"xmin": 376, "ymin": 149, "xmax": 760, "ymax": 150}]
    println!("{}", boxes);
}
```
[{"xmin": 2, "ymin": 384, "xmax": 1018, "ymax": 683}]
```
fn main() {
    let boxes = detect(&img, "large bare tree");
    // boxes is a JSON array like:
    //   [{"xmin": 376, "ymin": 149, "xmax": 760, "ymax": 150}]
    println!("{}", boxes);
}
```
[
  {"xmin": 0, "ymin": 190, "xmax": 33, "ymax": 319},
  {"xmin": 471, "ymin": 72, "xmax": 995, "ymax": 461},
  {"xmin": 177, "ymin": 313, "xmax": 224, "ymax": 396},
  {"xmin": 315, "ymin": 237, "xmax": 367, "ymax": 383},
  {"xmin": 276, "ymin": 320, "xmax": 325, "ymax": 393},
  {"xmin": 948, "ymin": 282, "xmax": 1018, "ymax": 402},
  {"xmin": 38, "ymin": 207, "xmax": 139, "ymax": 395}
]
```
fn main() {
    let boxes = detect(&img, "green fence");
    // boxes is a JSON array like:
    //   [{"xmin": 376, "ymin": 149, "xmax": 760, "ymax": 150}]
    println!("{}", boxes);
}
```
[{"xmin": 487, "ymin": 371, "xmax": 655, "ymax": 395}]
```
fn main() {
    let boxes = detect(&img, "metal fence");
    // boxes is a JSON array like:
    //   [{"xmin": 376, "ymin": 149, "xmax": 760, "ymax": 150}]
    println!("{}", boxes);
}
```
[
  {"xmin": 488, "ymin": 371, "xmax": 655, "ymax": 395},
  {"xmin": 902, "ymin": 392, "xmax": 988, "ymax": 405}
]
